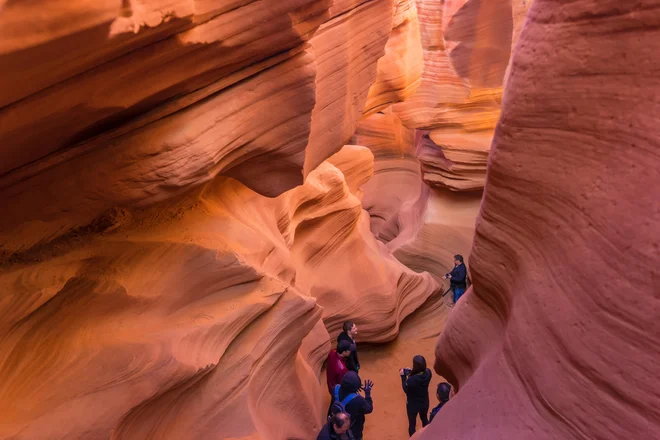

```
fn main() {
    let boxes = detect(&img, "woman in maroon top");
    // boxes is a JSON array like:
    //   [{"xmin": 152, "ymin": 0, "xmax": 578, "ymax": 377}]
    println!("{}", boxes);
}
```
[{"xmin": 327, "ymin": 340, "xmax": 353, "ymax": 393}]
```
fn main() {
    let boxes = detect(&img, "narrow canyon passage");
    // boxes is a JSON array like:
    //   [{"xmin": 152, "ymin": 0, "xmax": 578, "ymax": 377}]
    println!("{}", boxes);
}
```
[
  {"xmin": 321, "ymin": 286, "xmax": 451, "ymax": 439},
  {"xmin": 1, "ymin": 0, "xmax": 658, "ymax": 439}
]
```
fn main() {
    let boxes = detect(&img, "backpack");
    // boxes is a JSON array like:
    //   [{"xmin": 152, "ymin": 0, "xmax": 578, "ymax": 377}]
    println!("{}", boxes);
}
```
[{"xmin": 330, "ymin": 384, "xmax": 358, "ymax": 415}]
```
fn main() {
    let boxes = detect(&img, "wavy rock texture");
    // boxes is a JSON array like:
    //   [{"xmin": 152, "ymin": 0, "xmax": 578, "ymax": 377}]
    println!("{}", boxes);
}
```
[
  {"xmin": 303, "ymin": 0, "xmax": 394, "ymax": 176},
  {"xmin": 350, "ymin": 109, "xmax": 422, "ymax": 239},
  {"xmin": 350, "ymin": 111, "xmax": 479, "ymax": 287},
  {"xmin": 291, "ymin": 148, "xmax": 440, "ymax": 340},
  {"xmin": 0, "ymin": 0, "xmax": 449, "ymax": 438},
  {"xmin": 391, "ymin": 0, "xmax": 528, "ymax": 192},
  {"xmin": 422, "ymin": 1, "xmax": 660, "ymax": 438},
  {"xmin": 363, "ymin": 0, "xmax": 424, "ymax": 116},
  {"xmin": 0, "ymin": 144, "xmax": 439, "ymax": 439},
  {"xmin": 0, "ymin": 0, "xmax": 332, "ymax": 177},
  {"xmin": 387, "ymin": 187, "xmax": 480, "ymax": 282}
]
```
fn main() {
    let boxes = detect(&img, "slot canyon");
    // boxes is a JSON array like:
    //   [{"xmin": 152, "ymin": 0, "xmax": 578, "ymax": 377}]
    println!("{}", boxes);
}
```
[{"xmin": 0, "ymin": 0, "xmax": 658, "ymax": 439}]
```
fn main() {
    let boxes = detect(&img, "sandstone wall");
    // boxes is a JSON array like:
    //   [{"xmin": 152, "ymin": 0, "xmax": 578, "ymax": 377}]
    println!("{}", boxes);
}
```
[
  {"xmin": 0, "ymin": 1, "xmax": 442, "ymax": 438},
  {"xmin": 390, "ymin": 0, "xmax": 531, "ymax": 192},
  {"xmin": 0, "ymin": 0, "xmax": 544, "ymax": 437},
  {"xmin": 421, "ymin": 1, "xmax": 660, "ymax": 438}
]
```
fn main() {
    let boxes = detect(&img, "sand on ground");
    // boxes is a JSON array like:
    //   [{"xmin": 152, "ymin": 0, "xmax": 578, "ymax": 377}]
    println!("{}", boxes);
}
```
[{"xmin": 321, "ymin": 288, "xmax": 453, "ymax": 439}]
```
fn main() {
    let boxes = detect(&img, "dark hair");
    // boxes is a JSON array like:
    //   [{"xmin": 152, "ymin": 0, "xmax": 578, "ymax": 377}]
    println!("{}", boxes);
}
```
[
  {"xmin": 342, "ymin": 321, "xmax": 355, "ymax": 332},
  {"xmin": 337, "ymin": 340, "xmax": 352, "ymax": 353},
  {"xmin": 411, "ymin": 355, "xmax": 426, "ymax": 375},
  {"xmin": 454, "ymin": 254, "xmax": 464, "ymax": 263},
  {"xmin": 437, "ymin": 382, "xmax": 451, "ymax": 401},
  {"xmin": 331, "ymin": 412, "xmax": 350, "ymax": 428}
]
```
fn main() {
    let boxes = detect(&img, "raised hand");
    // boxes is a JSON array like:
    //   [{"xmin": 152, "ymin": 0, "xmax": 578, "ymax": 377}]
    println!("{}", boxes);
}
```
[{"xmin": 363, "ymin": 379, "xmax": 374, "ymax": 392}]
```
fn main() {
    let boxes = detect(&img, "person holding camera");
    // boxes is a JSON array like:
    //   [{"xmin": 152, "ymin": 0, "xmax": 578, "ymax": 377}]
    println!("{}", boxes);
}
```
[
  {"xmin": 442, "ymin": 254, "xmax": 467, "ymax": 304},
  {"xmin": 399, "ymin": 355, "xmax": 432, "ymax": 436}
]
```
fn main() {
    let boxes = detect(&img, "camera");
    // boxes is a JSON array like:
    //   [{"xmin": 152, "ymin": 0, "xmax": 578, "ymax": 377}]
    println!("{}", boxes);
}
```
[{"xmin": 402, "ymin": 367, "xmax": 412, "ymax": 375}]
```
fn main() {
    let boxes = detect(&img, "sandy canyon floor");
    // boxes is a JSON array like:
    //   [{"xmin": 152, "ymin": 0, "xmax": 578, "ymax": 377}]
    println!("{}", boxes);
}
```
[{"xmin": 321, "ymin": 287, "xmax": 451, "ymax": 439}]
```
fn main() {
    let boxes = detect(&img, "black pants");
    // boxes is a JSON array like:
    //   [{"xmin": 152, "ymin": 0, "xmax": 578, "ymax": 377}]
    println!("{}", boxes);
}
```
[{"xmin": 406, "ymin": 403, "xmax": 429, "ymax": 436}]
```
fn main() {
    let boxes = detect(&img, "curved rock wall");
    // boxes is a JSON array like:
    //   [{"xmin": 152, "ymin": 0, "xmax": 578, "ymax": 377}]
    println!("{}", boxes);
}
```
[
  {"xmin": 391, "ymin": 0, "xmax": 530, "ymax": 192},
  {"xmin": 0, "ymin": 142, "xmax": 439, "ymax": 438},
  {"xmin": 0, "ymin": 1, "xmax": 444, "ymax": 437},
  {"xmin": 423, "ymin": 1, "xmax": 660, "ymax": 438},
  {"xmin": 0, "ymin": 0, "xmax": 550, "ymax": 437}
]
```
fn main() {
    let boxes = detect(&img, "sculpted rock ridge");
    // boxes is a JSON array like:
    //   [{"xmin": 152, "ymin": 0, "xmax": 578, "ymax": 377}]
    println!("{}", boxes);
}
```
[
  {"xmin": 7, "ymin": 0, "xmax": 647, "ymax": 439},
  {"xmin": 0, "ymin": 1, "xmax": 441, "ymax": 438},
  {"xmin": 422, "ymin": 1, "xmax": 660, "ymax": 439}
]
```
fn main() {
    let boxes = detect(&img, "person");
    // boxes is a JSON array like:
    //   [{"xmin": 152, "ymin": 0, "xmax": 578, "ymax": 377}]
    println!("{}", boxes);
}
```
[
  {"xmin": 429, "ymin": 382, "xmax": 451, "ymax": 422},
  {"xmin": 399, "ymin": 355, "xmax": 432, "ymax": 436},
  {"xmin": 327, "ymin": 340, "xmax": 352, "ymax": 393},
  {"xmin": 443, "ymin": 254, "xmax": 467, "ymax": 304},
  {"xmin": 317, "ymin": 412, "xmax": 355, "ymax": 440},
  {"xmin": 329, "ymin": 371, "xmax": 373, "ymax": 440},
  {"xmin": 337, "ymin": 321, "xmax": 360, "ymax": 372}
]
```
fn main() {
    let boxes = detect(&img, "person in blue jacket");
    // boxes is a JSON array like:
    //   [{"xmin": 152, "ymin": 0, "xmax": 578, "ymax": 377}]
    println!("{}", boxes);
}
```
[
  {"xmin": 429, "ymin": 382, "xmax": 451, "ymax": 422},
  {"xmin": 328, "ymin": 371, "xmax": 373, "ymax": 440},
  {"xmin": 443, "ymin": 254, "xmax": 467, "ymax": 303}
]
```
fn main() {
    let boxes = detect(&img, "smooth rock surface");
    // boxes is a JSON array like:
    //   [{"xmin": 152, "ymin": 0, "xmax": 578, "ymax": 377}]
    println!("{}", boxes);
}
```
[
  {"xmin": 424, "ymin": 1, "xmax": 660, "ymax": 438},
  {"xmin": 392, "ymin": 0, "xmax": 525, "ymax": 192}
]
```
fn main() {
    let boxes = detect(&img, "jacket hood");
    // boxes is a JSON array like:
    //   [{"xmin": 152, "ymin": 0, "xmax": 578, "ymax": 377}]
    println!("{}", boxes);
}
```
[
  {"xmin": 340, "ymin": 371, "xmax": 361, "ymax": 393},
  {"xmin": 421, "ymin": 368, "xmax": 432, "ymax": 380}
]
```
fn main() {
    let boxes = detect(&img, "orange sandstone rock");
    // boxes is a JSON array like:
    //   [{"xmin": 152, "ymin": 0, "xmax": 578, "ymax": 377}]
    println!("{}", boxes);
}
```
[
  {"xmin": 425, "ymin": 1, "xmax": 660, "ymax": 438},
  {"xmin": 364, "ymin": 0, "xmax": 424, "ymax": 116}
]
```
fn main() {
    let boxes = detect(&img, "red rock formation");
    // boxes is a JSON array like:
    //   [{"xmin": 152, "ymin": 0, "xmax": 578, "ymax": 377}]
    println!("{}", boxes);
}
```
[
  {"xmin": 0, "ymin": 0, "xmax": 332, "ymax": 177},
  {"xmin": 423, "ymin": 1, "xmax": 660, "ymax": 438},
  {"xmin": 363, "ymin": 0, "xmax": 424, "ymax": 116},
  {"xmin": 392, "ymin": 0, "xmax": 519, "ymax": 192},
  {"xmin": 0, "ymin": 0, "xmax": 448, "ymax": 437},
  {"xmin": 350, "ymin": 109, "xmax": 422, "ymax": 239},
  {"xmin": 0, "ymin": 141, "xmax": 439, "ymax": 438},
  {"xmin": 303, "ymin": 0, "xmax": 395, "ymax": 176}
]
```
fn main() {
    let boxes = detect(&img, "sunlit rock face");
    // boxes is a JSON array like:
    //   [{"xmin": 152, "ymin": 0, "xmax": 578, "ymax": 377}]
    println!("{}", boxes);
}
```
[
  {"xmin": 350, "ymin": 108, "xmax": 422, "ymax": 240},
  {"xmin": 0, "ymin": 1, "xmax": 446, "ymax": 437},
  {"xmin": 391, "ymin": 0, "xmax": 530, "ymax": 192},
  {"xmin": 420, "ymin": 1, "xmax": 660, "ymax": 439},
  {"xmin": 0, "ymin": 143, "xmax": 440, "ymax": 438},
  {"xmin": 0, "ymin": 0, "xmax": 550, "ymax": 437},
  {"xmin": 363, "ymin": 0, "xmax": 424, "ymax": 116},
  {"xmin": 355, "ymin": 0, "xmax": 531, "ymax": 281}
]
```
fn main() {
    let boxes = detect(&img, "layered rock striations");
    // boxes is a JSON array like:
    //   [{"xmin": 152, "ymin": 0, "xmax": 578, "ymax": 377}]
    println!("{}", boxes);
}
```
[
  {"xmin": 0, "ymin": 0, "xmax": 333, "ymax": 178},
  {"xmin": 0, "ymin": 1, "xmax": 447, "ymax": 437},
  {"xmin": 391, "ymin": 0, "xmax": 524, "ymax": 192},
  {"xmin": 423, "ymin": 0, "xmax": 660, "ymax": 438},
  {"xmin": 0, "ymin": 142, "xmax": 440, "ymax": 438},
  {"xmin": 353, "ymin": 0, "xmax": 531, "ymax": 281},
  {"xmin": 350, "ymin": 108, "xmax": 422, "ymax": 240}
]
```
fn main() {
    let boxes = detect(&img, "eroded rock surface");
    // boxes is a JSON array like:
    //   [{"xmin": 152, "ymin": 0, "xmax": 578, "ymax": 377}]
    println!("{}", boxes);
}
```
[
  {"xmin": 392, "ymin": 0, "xmax": 527, "ymax": 192},
  {"xmin": 0, "ymin": 1, "xmax": 445, "ymax": 438},
  {"xmin": 424, "ymin": 1, "xmax": 660, "ymax": 439},
  {"xmin": 0, "ymin": 143, "xmax": 440, "ymax": 438}
]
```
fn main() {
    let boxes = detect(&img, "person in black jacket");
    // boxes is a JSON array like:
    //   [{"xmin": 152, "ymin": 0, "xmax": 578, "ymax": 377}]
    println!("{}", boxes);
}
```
[
  {"xmin": 337, "ymin": 321, "xmax": 360, "ymax": 372},
  {"xmin": 329, "ymin": 371, "xmax": 373, "ymax": 440},
  {"xmin": 429, "ymin": 382, "xmax": 451, "ymax": 422},
  {"xmin": 317, "ymin": 412, "xmax": 355, "ymax": 440},
  {"xmin": 400, "ymin": 355, "xmax": 432, "ymax": 436},
  {"xmin": 443, "ymin": 254, "xmax": 467, "ymax": 304}
]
